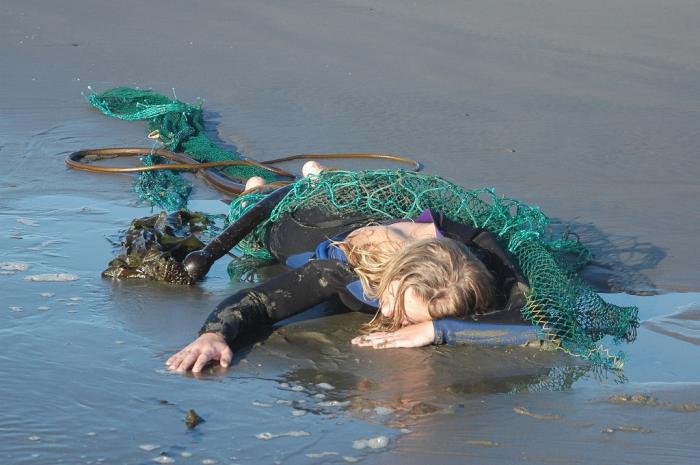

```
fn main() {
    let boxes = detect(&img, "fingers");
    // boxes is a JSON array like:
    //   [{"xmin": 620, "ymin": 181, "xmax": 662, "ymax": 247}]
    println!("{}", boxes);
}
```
[
  {"xmin": 220, "ymin": 346, "xmax": 233, "ymax": 368},
  {"xmin": 192, "ymin": 353, "xmax": 212, "ymax": 373},
  {"xmin": 167, "ymin": 348, "xmax": 213, "ymax": 373},
  {"xmin": 351, "ymin": 333, "xmax": 387, "ymax": 345},
  {"xmin": 165, "ymin": 333, "xmax": 233, "ymax": 373},
  {"xmin": 352, "ymin": 332, "xmax": 403, "ymax": 348},
  {"xmin": 172, "ymin": 351, "xmax": 200, "ymax": 372},
  {"xmin": 165, "ymin": 349, "xmax": 187, "ymax": 370},
  {"xmin": 355, "ymin": 337, "xmax": 404, "ymax": 349}
]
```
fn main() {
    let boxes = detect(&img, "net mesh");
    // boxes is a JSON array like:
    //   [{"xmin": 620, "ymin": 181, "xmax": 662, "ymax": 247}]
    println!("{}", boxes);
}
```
[
  {"xmin": 86, "ymin": 87, "xmax": 277, "ymax": 210},
  {"xmin": 228, "ymin": 169, "xmax": 639, "ymax": 368}
]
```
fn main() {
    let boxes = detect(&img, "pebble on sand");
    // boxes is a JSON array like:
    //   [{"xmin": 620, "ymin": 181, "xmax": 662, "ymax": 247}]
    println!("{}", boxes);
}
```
[
  {"xmin": 185, "ymin": 409, "xmax": 205, "ymax": 429},
  {"xmin": 25, "ymin": 273, "xmax": 79, "ymax": 282}
]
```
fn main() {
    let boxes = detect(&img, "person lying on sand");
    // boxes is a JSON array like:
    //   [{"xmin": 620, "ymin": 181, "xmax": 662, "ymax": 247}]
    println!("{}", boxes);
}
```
[{"xmin": 167, "ymin": 162, "xmax": 537, "ymax": 373}]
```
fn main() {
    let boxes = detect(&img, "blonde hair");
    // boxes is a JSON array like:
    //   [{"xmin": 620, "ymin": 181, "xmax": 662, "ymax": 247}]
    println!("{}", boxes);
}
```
[{"xmin": 337, "ymin": 236, "xmax": 495, "ymax": 332}]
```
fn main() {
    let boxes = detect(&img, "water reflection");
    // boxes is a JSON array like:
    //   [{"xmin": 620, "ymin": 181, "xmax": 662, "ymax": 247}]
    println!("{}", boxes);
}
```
[
  {"xmin": 644, "ymin": 301, "xmax": 700, "ymax": 346},
  {"xmin": 254, "ymin": 308, "xmax": 607, "ymax": 438}
]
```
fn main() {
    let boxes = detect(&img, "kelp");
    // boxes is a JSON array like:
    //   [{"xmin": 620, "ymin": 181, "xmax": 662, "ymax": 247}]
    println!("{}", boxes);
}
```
[{"xmin": 103, "ymin": 210, "xmax": 209, "ymax": 285}]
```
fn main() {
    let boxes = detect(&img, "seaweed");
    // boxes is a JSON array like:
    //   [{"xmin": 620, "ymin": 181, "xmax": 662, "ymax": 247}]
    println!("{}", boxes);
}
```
[{"xmin": 103, "ymin": 210, "xmax": 209, "ymax": 285}]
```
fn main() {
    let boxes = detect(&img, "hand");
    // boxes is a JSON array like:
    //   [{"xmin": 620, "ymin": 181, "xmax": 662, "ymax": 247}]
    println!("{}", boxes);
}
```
[
  {"xmin": 166, "ymin": 332, "xmax": 233, "ymax": 373},
  {"xmin": 351, "ymin": 321, "xmax": 435, "ymax": 349}
]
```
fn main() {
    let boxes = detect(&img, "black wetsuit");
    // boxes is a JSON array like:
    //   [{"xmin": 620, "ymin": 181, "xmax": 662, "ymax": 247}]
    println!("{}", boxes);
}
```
[{"xmin": 200, "ymin": 207, "xmax": 529, "ymax": 346}]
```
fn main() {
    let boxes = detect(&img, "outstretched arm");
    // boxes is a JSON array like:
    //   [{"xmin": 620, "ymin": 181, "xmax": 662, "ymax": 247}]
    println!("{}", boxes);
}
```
[
  {"xmin": 351, "ymin": 319, "xmax": 539, "ymax": 349},
  {"xmin": 167, "ymin": 259, "xmax": 358, "ymax": 372}
]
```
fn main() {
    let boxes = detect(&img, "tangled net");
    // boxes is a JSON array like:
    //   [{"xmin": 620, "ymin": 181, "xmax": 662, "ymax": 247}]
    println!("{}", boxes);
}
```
[
  {"xmin": 228, "ymin": 169, "xmax": 639, "ymax": 369},
  {"xmin": 86, "ymin": 87, "xmax": 278, "ymax": 210}
]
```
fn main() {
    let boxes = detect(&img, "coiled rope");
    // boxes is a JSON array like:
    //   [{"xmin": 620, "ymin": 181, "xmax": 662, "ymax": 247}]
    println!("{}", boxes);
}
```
[{"xmin": 66, "ymin": 147, "xmax": 421, "ymax": 197}]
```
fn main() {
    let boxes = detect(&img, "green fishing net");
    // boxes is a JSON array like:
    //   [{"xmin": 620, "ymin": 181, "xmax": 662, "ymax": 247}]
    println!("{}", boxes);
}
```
[
  {"xmin": 86, "ymin": 87, "xmax": 277, "ymax": 210},
  {"xmin": 228, "ymin": 169, "xmax": 639, "ymax": 368}
]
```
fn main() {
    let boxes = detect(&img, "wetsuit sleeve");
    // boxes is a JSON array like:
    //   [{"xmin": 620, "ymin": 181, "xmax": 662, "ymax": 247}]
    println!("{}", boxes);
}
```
[
  {"xmin": 433, "ymin": 319, "xmax": 539, "ymax": 346},
  {"xmin": 199, "ymin": 259, "xmax": 358, "ymax": 345}
]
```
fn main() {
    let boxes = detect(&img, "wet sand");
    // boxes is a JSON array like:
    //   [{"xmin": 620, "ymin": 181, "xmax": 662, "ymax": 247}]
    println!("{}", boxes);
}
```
[
  {"xmin": 2, "ymin": 0, "xmax": 699, "ymax": 291},
  {"xmin": 2, "ymin": 1, "xmax": 700, "ymax": 464}
]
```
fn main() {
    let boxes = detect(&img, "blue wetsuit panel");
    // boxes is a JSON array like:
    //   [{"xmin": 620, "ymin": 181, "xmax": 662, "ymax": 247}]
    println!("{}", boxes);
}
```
[{"xmin": 433, "ymin": 319, "xmax": 539, "ymax": 346}]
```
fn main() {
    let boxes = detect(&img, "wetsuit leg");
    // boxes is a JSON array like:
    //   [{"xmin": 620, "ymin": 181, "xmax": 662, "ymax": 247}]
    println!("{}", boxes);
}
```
[{"xmin": 200, "ymin": 259, "xmax": 360, "ymax": 345}]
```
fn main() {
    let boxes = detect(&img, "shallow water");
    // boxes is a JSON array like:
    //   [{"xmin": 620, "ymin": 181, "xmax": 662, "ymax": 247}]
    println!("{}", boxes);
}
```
[
  {"xmin": 2, "ymin": 1, "xmax": 700, "ymax": 464},
  {"xmin": 2, "ymin": 191, "xmax": 700, "ymax": 465}
]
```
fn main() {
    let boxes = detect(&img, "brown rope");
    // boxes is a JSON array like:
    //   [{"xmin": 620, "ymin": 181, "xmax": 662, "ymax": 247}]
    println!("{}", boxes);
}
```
[{"xmin": 65, "ymin": 147, "xmax": 421, "ymax": 196}]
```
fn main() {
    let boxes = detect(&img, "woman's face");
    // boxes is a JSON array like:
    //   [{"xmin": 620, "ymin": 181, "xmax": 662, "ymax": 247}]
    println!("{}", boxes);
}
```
[{"xmin": 380, "ymin": 281, "xmax": 432, "ymax": 326}]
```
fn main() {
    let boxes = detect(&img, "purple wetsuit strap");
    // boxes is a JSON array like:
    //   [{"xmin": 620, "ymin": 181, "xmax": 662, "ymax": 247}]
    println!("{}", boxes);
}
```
[{"xmin": 411, "ymin": 209, "xmax": 444, "ymax": 238}]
